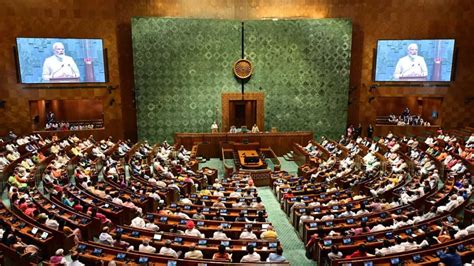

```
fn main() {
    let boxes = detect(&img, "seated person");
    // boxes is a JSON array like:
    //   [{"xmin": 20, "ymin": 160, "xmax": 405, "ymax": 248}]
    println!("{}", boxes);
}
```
[
  {"xmin": 159, "ymin": 240, "xmax": 180, "ymax": 258},
  {"xmin": 139, "ymin": 239, "xmax": 156, "ymax": 253},
  {"xmin": 260, "ymin": 225, "xmax": 278, "ymax": 240},
  {"xmin": 266, "ymin": 246, "xmax": 287, "ymax": 262},
  {"xmin": 50, "ymin": 249, "xmax": 67, "ymax": 265},
  {"xmin": 241, "ymin": 245, "xmax": 261, "ymax": 262},
  {"xmin": 184, "ymin": 243, "xmax": 203, "ymax": 259},
  {"xmin": 212, "ymin": 244, "xmax": 232, "ymax": 262}
]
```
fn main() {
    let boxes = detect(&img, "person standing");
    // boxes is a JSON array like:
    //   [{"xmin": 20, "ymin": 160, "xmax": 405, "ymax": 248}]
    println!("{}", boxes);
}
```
[
  {"xmin": 42, "ymin": 42, "xmax": 80, "ymax": 81},
  {"xmin": 367, "ymin": 124, "xmax": 374, "ymax": 139},
  {"xmin": 393, "ymin": 43, "xmax": 428, "ymax": 80}
]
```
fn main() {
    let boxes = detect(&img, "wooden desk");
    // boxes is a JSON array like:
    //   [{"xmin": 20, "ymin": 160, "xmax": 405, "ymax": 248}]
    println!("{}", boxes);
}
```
[
  {"xmin": 374, "ymin": 125, "xmax": 439, "ymax": 138},
  {"xmin": 77, "ymin": 241, "xmax": 291, "ymax": 265},
  {"xmin": 238, "ymin": 150, "xmax": 264, "ymax": 169},
  {"xmin": 174, "ymin": 131, "xmax": 313, "ymax": 157}
]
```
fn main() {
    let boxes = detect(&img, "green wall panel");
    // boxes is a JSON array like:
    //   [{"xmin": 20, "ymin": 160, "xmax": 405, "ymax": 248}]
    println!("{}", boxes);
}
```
[
  {"xmin": 244, "ymin": 19, "xmax": 352, "ymax": 139},
  {"xmin": 132, "ymin": 18, "xmax": 241, "ymax": 143},
  {"xmin": 132, "ymin": 18, "xmax": 351, "ymax": 143}
]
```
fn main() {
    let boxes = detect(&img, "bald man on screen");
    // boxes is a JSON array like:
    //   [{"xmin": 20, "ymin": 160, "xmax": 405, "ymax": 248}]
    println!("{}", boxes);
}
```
[{"xmin": 42, "ymin": 42, "xmax": 80, "ymax": 81}]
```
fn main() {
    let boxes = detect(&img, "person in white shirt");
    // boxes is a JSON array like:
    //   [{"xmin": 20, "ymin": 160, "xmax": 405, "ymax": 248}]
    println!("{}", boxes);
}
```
[
  {"xmin": 42, "ymin": 42, "xmax": 80, "ymax": 81},
  {"xmin": 375, "ymin": 240, "xmax": 393, "ymax": 256},
  {"xmin": 454, "ymin": 224, "xmax": 474, "ymax": 239},
  {"xmin": 70, "ymin": 253, "xmax": 85, "ymax": 266},
  {"xmin": 145, "ymin": 217, "xmax": 160, "ymax": 231},
  {"xmin": 212, "ymin": 226, "xmax": 230, "ymax": 240},
  {"xmin": 185, "ymin": 220, "xmax": 205, "ymax": 238},
  {"xmin": 159, "ymin": 240, "xmax": 179, "ymax": 258},
  {"xmin": 184, "ymin": 243, "xmax": 204, "ymax": 259},
  {"xmin": 299, "ymin": 210, "xmax": 315, "ymax": 225},
  {"xmin": 389, "ymin": 237, "xmax": 406, "ymax": 253},
  {"xmin": 240, "ymin": 228, "xmax": 258, "ymax": 240},
  {"xmin": 400, "ymin": 237, "xmax": 419, "ymax": 251},
  {"xmin": 130, "ymin": 214, "xmax": 146, "ymax": 229},
  {"xmin": 371, "ymin": 223, "xmax": 387, "ymax": 232},
  {"xmin": 174, "ymin": 207, "xmax": 190, "ymax": 219},
  {"xmin": 436, "ymin": 194, "xmax": 461, "ymax": 213},
  {"xmin": 240, "ymin": 245, "xmax": 261, "ymax": 262},
  {"xmin": 99, "ymin": 227, "xmax": 114, "ymax": 245},
  {"xmin": 45, "ymin": 214, "xmax": 60, "ymax": 231},
  {"xmin": 139, "ymin": 239, "xmax": 156, "ymax": 253}
]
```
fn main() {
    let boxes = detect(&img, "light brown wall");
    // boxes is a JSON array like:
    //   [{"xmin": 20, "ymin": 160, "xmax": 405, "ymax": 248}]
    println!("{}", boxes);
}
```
[{"xmin": 1, "ymin": 0, "xmax": 473, "ymax": 140}]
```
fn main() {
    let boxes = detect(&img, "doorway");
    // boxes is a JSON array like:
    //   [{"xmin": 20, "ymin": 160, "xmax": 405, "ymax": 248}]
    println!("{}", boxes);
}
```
[
  {"xmin": 229, "ymin": 100, "xmax": 256, "ymax": 130},
  {"xmin": 222, "ymin": 92, "xmax": 264, "ymax": 132}
]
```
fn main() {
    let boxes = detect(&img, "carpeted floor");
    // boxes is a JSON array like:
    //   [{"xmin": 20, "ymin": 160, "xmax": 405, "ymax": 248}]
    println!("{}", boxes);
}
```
[
  {"xmin": 201, "ymin": 156, "xmax": 316, "ymax": 265},
  {"xmin": 258, "ymin": 186, "xmax": 316, "ymax": 265}
]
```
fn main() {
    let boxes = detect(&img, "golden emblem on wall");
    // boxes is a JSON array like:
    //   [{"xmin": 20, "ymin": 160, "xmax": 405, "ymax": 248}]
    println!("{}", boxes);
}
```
[{"xmin": 233, "ymin": 59, "xmax": 253, "ymax": 79}]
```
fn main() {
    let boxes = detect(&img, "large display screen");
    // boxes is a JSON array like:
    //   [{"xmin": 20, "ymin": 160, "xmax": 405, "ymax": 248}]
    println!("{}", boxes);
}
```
[
  {"xmin": 374, "ymin": 39, "xmax": 455, "ymax": 82},
  {"xmin": 16, "ymin": 37, "xmax": 106, "ymax": 84}
]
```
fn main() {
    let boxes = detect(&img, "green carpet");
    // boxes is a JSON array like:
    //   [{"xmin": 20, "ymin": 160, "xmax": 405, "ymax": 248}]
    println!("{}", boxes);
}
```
[
  {"xmin": 278, "ymin": 156, "xmax": 299, "ymax": 175},
  {"xmin": 199, "ymin": 157, "xmax": 315, "ymax": 264},
  {"xmin": 199, "ymin": 158, "xmax": 225, "ymax": 178},
  {"xmin": 258, "ymin": 187, "xmax": 316, "ymax": 266}
]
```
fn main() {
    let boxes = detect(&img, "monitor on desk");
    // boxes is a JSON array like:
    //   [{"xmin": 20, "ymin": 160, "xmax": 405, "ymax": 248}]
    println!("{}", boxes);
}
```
[
  {"xmin": 412, "ymin": 254, "xmax": 422, "ymax": 262},
  {"xmin": 248, "ymin": 242, "xmax": 257, "ymax": 247},
  {"xmin": 138, "ymin": 257, "xmax": 149, "ymax": 264},
  {"xmin": 390, "ymin": 258, "xmax": 401, "ymax": 265},
  {"xmin": 77, "ymin": 244, "xmax": 87, "ymax": 253},
  {"xmin": 92, "ymin": 248, "xmax": 103, "ymax": 256},
  {"xmin": 342, "ymin": 238, "xmax": 352, "ymax": 245},
  {"xmin": 167, "ymin": 261, "xmax": 177, "ymax": 266},
  {"xmin": 31, "ymin": 227, "xmax": 39, "ymax": 235},
  {"xmin": 116, "ymin": 253, "xmax": 126, "ymax": 261},
  {"xmin": 323, "ymin": 239, "xmax": 332, "ymax": 247}
]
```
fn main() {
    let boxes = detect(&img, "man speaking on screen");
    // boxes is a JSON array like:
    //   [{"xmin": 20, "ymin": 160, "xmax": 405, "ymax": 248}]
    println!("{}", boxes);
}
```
[
  {"xmin": 393, "ymin": 43, "xmax": 428, "ymax": 80},
  {"xmin": 42, "ymin": 42, "xmax": 80, "ymax": 82}
]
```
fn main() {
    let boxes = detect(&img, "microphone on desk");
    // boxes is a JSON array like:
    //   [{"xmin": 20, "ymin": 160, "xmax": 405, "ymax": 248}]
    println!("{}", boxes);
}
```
[
  {"xmin": 68, "ymin": 64, "xmax": 77, "ymax": 78},
  {"xmin": 51, "ymin": 64, "xmax": 65, "ymax": 78}
]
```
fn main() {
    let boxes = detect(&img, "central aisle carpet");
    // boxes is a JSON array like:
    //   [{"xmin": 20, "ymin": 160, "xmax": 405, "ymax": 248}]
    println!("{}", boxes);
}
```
[{"xmin": 257, "ymin": 187, "xmax": 316, "ymax": 266}]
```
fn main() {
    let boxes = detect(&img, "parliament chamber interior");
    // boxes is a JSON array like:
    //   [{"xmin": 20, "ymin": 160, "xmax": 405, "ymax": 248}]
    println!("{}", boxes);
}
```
[{"xmin": 0, "ymin": 0, "xmax": 473, "ymax": 265}]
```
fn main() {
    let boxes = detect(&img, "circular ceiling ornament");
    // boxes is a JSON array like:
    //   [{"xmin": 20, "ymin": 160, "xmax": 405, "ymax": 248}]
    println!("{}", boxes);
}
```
[{"xmin": 233, "ymin": 59, "xmax": 253, "ymax": 79}]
